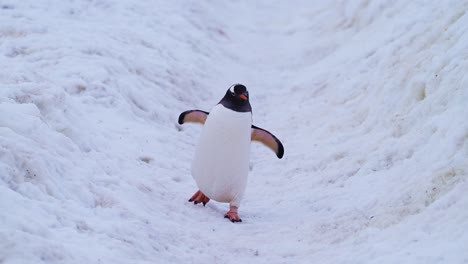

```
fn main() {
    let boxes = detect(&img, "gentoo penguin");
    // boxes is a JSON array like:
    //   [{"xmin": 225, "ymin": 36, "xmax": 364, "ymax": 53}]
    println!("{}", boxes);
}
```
[{"xmin": 178, "ymin": 84, "xmax": 284, "ymax": 222}]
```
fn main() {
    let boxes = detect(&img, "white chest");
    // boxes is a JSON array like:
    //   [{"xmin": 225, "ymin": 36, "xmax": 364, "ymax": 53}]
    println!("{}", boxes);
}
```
[{"xmin": 191, "ymin": 104, "xmax": 252, "ymax": 204}]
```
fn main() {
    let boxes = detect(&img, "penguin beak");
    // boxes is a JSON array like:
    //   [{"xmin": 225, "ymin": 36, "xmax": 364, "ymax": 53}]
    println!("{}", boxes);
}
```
[{"xmin": 239, "ymin": 94, "xmax": 248, "ymax": 101}]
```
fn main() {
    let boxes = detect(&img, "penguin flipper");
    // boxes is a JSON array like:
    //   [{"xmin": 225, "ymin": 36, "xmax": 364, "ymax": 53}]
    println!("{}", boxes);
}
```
[
  {"xmin": 251, "ymin": 125, "xmax": 284, "ymax": 159},
  {"xmin": 178, "ymin": 110, "xmax": 209, "ymax": 125}
]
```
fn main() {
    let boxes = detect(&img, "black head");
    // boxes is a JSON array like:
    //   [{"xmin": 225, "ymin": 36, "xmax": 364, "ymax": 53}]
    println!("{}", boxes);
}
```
[
  {"xmin": 227, "ymin": 84, "xmax": 249, "ymax": 102},
  {"xmin": 219, "ymin": 84, "xmax": 252, "ymax": 112}
]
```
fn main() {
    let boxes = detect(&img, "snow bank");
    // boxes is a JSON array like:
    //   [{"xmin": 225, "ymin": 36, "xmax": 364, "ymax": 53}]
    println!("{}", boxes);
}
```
[{"xmin": 1, "ymin": 0, "xmax": 467, "ymax": 263}]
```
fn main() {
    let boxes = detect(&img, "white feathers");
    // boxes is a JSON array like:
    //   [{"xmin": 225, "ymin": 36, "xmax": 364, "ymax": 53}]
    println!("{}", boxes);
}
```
[
  {"xmin": 229, "ymin": 84, "xmax": 236, "ymax": 94},
  {"xmin": 191, "ymin": 104, "xmax": 252, "ymax": 207}
]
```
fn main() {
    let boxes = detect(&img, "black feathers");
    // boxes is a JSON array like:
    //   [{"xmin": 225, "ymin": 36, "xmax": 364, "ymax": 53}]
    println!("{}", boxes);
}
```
[{"xmin": 219, "ymin": 84, "xmax": 252, "ymax": 113}]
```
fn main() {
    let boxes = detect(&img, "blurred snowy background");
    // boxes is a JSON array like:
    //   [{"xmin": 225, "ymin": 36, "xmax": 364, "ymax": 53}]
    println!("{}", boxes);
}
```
[{"xmin": 1, "ymin": 1, "xmax": 467, "ymax": 263}]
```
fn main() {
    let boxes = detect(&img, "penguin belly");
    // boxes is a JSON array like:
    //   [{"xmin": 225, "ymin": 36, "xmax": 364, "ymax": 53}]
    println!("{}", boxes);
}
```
[{"xmin": 191, "ymin": 104, "xmax": 252, "ymax": 206}]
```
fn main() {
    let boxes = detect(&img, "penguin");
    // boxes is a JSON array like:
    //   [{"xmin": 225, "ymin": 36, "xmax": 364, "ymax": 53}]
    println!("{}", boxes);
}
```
[{"xmin": 178, "ymin": 84, "xmax": 284, "ymax": 222}]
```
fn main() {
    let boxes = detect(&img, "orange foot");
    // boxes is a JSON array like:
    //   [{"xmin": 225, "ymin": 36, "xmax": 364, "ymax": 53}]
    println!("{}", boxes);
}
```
[
  {"xmin": 224, "ymin": 206, "xmax": 242, "ymax": 223},
  {"xmin": 188, "ymin": 190, "xmax": 210, "ymax": 206}
]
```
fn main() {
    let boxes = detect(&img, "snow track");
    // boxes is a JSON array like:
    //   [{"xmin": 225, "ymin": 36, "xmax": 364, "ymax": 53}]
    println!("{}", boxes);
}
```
[{"xmin": 1, "ymin": 1, "xmax": 467, "ymax": 263}]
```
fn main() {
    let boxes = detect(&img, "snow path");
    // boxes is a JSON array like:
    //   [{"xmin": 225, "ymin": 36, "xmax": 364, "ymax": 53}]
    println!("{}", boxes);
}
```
[{"xmin": 1, "ymin": 1, "xmax": 468, "ymax": 263}]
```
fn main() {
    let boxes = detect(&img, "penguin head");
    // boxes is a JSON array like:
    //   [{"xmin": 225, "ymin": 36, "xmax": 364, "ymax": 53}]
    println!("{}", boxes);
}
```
[
  {"xmin": 219, "ymin": 84, "xmax": 252, "ymax": 112},
  {"xmin": 227, "ymin": 84, "xmax": 249, "ymax": 102}
]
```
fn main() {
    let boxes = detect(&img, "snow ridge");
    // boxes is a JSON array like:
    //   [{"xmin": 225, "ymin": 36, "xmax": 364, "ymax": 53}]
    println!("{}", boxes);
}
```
[{"xmin": 1, "ymin": 1, "xmax": 467, "ymax": 263}]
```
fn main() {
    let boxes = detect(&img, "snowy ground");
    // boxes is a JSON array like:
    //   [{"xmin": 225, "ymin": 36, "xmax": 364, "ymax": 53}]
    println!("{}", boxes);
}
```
[{"xmin": 1, "ymin": 1, "xmax": 468, "ymax": 263}]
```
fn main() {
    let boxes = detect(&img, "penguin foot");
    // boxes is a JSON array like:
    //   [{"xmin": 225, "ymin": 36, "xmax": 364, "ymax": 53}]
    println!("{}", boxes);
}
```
[
  {"xmin": 188, "ymin": 190, "xmax": 210, "ymax": 206},
  {"xmin": 224, "ymin": 206, "xmax": 242, "ymax": 223}
]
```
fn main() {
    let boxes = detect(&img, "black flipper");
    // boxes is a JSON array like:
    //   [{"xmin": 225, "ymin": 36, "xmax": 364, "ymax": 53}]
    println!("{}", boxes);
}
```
[
  {"xmin": 178, "ymin": 110, "xmax": 209, "ymax": 125},
  {"xmin": 251, "ymin": 125, "xmax": 284, "ymax": 159}
]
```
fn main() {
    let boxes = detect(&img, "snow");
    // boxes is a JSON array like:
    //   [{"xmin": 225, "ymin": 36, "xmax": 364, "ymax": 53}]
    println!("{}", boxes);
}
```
[{"xmin": 1, "ymin": 0, "xmax": 467, "ymax": 263}]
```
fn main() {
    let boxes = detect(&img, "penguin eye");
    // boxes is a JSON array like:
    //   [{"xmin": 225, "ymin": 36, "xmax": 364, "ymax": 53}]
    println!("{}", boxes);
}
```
[{"xmin": 231, "ymin": 91, "xmax": 235, "ymax": 96}]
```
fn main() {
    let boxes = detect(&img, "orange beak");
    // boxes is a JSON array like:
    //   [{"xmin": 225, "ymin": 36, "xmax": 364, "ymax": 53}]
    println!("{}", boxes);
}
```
[{"xmin": 239, "ymin": 94, "xmax": 248, "ymax": 100}]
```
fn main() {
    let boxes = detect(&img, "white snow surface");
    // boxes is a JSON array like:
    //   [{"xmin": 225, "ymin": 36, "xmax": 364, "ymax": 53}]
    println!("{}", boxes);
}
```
[{"xmin": 1, "ymin": 1, "xmax": 468, "ymax": 263}]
